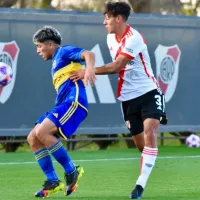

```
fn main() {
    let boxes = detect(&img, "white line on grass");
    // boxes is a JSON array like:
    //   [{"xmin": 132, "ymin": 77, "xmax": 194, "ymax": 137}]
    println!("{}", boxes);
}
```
[{"xmin": 0, "ymin": 155, "xmax": 200, "ymax": 165}]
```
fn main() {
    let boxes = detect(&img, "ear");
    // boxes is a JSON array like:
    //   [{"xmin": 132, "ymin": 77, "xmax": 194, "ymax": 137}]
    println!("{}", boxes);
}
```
[
  {"xmin": 49, "ymin": 41, "xmax": 53, "ymax": 47},
  {"xmin": 116, "ymin": 15, "xmax": 121, "ymax": 23},
  {"xmin": 116, "ymin": 15, "xmax": 124, "ymax": 23}
]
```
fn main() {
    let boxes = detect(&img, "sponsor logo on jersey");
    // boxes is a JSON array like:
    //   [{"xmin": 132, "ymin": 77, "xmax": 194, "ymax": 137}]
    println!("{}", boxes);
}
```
[
  {"xmin": 125, "ymin": 47, "xmax": 133, "ymax": 54},
  {"xmin": 155, "ymin": 44, "xmax": 181, "ymax": 103},
  {"xmin": 128, "ymin": 60, "xmax": 134, "ymax": 65},
  {"xmin": 0, "ymin": 41, "xmax": 20, "ymax": 104}
]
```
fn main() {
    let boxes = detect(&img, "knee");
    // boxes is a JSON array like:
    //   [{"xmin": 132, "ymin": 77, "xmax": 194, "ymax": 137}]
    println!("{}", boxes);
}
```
[
  {"xmin": 35, "ymin": 127, "xmax": 49, "ymax": 143},
  {"xmin": 27, "ymin": 130, "xmax": 37, "ymax": 147},
  {"xmin": 144, "ymin": 119, "xmax": 159, "ymax": 135},
  {"xmin": 35, "ymin": 127, "xmax": 43, "ymax": 141},
  {"xmin": 144, "ymin": 129, "xmax": 155, "ymax": 137}
]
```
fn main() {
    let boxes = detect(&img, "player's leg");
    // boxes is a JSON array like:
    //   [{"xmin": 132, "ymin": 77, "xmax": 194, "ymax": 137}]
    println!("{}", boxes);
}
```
[
  {"xmin": 28, "ymin": 124, "xmax": 59, "ymax": 181},
  {"xmin": 56, "ymin": 103, "xmax": 86, "ymax": 196},
  {"xmin": 35, "ymin": 102, "xmax": 87, "ymax": 196},
  {"xmin": 27, "ymin": 124, "xmax": 45, "ymax": 152},
  {"xmin": 131, "ymin": 89, "xmax": 166, "ymax": 199},
  {"xmin": 36, "ymin": 117, "xmax": 76, "ymax": 174},
  {"xmin": 121, "ymin": 100, "xmax": 145, "ymax": 153},
  {"xmin": 132, "ymin": 133, "xmax": 144, "ymax": 153},
  {"xmin": 127, "ymin": 118, "xmax": 145, "ymax": 199},
  {"xmin": 130, "ymin": 119, "xmax": 159, "ymax": 199},
  {"xmin": 27, "ymin": 121, "xmax": 63, "ymax": 197},
  {"xmin": 121, "ymin": 100, "xmax": 146, "ymax": 199}
]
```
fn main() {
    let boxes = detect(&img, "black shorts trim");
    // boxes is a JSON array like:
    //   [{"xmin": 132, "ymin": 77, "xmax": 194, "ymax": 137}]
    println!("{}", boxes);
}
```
[{"xmin": 142, "ymin": 113, "xmax": 160, "ymax": 121}]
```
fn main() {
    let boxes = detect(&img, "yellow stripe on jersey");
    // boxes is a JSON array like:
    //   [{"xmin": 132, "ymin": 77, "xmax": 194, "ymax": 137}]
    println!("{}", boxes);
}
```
[
  {"xmin": 59, "ymin": 81, "xmax": 79, "ymax": 124},
  {"xmin": 58, "ymin": 127, "xmax": 67, "ymax": 140},
  {"xmin": 78, "ymin": 102, "xmax": 88, "ymax": 113},
  {"xmin": 59, "ymin": 102, "xmax": 77, "ymax": 124},
  {"xmin": 53, "ymin": 62, "xmax": 82, "ymax": 92},
  {"xmin": 61, "ymin": 102, "xmax": 78, "ymax": 125},
  {"xmin": 57, "ymin": 81, "xmax": 88, "ymax": 138}
]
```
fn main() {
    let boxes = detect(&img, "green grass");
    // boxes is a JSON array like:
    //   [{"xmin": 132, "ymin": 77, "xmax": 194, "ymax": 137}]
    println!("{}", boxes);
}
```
[{"xmin": 0, "ymin": 146, "xmax": 200, "ymax": 200}]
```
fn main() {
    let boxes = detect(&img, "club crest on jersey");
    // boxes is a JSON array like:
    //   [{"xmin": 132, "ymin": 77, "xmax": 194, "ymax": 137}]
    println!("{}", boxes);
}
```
[
  {"xmin": 155, "ymin": 44, "xmax": 181, "ymax": 103},
  {"xmin": 0, "ymin": 41, "xmax": 20, "ymax": 104}
]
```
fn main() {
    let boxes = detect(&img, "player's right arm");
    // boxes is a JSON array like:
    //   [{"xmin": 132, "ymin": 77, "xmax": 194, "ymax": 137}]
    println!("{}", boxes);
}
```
[
  {"xmin": 62, "ymin": 46, "xmax": 96, "ymax": 85},
  {"xmin": 70, "ymin": 32, "xmax": 145, "ymax": 78},
  {"xmin": 81, "ymin": 50, "xmax": 96, "ymax": 86},
  {"xmin": 93, "ymin": 32, "xmax": 146, "ymax": 74}
]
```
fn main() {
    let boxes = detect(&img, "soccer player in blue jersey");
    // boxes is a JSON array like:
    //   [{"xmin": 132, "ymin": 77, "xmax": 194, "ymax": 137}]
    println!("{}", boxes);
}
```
[{"xmin": 27, "ymin": 26, "xmax": 96, "ymax": 198}]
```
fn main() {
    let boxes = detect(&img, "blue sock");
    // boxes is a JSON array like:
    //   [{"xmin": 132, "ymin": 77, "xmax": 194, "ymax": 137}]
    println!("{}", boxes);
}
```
[
  {"xmin": 34, "ymin": 148, "xmax": 58, "ymax": 181},
  {"xmin": 48, "ymin": 141, "xmax": 75, "ymax": 174}
]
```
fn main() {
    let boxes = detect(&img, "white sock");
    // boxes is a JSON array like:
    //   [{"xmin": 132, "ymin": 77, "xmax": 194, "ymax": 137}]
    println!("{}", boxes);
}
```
[{"xmin": 136, "ymin": 146, "xmax": 158, "ymax": 188}]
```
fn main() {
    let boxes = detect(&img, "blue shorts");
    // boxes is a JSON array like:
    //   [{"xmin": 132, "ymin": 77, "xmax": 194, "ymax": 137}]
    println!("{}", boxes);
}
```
[{"xmin": 36, "ymin": 102, "xmax": 87, "ymax": 139}]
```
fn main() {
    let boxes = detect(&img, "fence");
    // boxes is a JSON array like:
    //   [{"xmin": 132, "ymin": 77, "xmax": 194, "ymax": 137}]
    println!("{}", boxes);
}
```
[{"xmin": 0, "ymin": 9, "xmax": 200, "ymax": 139}]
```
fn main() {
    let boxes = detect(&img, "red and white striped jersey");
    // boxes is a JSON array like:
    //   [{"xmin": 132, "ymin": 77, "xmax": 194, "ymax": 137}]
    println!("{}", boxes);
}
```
[{"xmin": 107, "ymin": 25, "xmax": 158, "ymax": 101}]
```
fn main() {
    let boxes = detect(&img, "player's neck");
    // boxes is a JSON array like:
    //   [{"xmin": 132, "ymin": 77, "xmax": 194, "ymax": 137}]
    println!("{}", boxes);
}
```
[{"xmin": 115, "ymin": 24, "xmax": 129, "ymax": 42}]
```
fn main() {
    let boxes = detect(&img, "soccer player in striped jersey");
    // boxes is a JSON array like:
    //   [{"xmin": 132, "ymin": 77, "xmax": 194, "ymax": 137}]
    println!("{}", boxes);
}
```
[
  {"xmin": 27, "ymin": 26, "xmax": 96, "ymax": 198},
  {"xmin": 70, "ymin": 2, "xmax": 167, "ymax": 199}
]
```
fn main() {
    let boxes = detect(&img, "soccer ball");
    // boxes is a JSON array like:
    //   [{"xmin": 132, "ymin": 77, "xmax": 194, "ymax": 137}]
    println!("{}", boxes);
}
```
[
  {"xmin": 186, "ymin": 134, "xmax": 200, "ymax": 148},
  {"xmin": 0, "ymin": 62, "xmax": 13, "ymax": 88}
]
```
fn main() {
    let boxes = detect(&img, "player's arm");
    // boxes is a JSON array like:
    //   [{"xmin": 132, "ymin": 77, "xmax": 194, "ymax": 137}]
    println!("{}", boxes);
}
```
[
  {"xmin": 96, "ymin": 34, "xmax": 145, "ymax": 74},
  {"xmin": 94, "ymin": 55, "xmax": 131, "ymax": 75},
  {"xmin": 80, "ymin": 50, "xmax": 96, "ymax": 85},
  {"xmin": 81, "ymin": 50, "xmax": 95, "ymax": 72},
  {"xmin": 70, "ymin": 34, "xmax": 142, "ymax": 80},
  {"xmin": 70, "ymin": 54, "xmax": 131, "ymax": 81}
]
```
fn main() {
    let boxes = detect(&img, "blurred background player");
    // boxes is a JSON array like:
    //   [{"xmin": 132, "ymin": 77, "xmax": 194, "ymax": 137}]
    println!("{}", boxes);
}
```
[
  {"xmin": 27, "ymin": 26, "xmax": 96, "ymax": 197},
  {"xmin": 70, "ymin": 1, "xmax": 167, "ymax": 199}
]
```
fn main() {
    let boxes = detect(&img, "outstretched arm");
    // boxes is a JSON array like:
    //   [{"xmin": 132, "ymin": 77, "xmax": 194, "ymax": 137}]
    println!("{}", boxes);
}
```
[
  {"xmin": 94, "ymin": 55, "xmax": 131, "ymax": 75},
  {"xmin": 70, "ymin": 54, "xmax": 131, "ymax": 81}
]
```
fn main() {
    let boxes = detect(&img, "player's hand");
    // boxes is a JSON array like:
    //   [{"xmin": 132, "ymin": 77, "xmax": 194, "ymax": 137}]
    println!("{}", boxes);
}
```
[
  {"xmin": 84, "ymin": 68, "xmax": 96, "ymax": 86},
  {"xmin": 70, "ymin": 69, "xmax": 85, "ymax": 82}
]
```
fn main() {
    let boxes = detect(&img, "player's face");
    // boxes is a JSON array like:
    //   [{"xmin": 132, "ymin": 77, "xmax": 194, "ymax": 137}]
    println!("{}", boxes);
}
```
[
  {"xmin": 34, "ymin": 41, "xmax": 52, "ymax": 61},
  {"xmin": 103, "ymin": 14, "xmax": 118, "ymax": 33}
]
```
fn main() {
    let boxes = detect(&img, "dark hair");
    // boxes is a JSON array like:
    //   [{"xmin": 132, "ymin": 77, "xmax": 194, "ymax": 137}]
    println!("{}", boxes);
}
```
[
  {"xmin": 33, "ymin": 26, "xmax": 62, "ymax": 45},
  {"xmin": 104, "ymin": 1, "xmax": 131, "ymax": 21}
]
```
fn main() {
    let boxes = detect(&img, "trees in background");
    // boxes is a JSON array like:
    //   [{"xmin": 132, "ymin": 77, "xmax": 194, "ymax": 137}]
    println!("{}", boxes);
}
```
[
  {"xmin": 0, "ymin": 0, "xmax": 17, "ymax": 7},
  {"xmin": 0, "ymin": 0, "xmax": 52, "ymax": 9},
  {"xmin": 0, "ymin": 0, "xmax": 200, "ymax": 16}
]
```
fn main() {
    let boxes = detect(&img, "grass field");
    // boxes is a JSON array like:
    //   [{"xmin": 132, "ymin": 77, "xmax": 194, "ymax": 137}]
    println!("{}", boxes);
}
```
[{"xmin": 0, "ymin": 146, "xmax": 200, "ymax": 200}]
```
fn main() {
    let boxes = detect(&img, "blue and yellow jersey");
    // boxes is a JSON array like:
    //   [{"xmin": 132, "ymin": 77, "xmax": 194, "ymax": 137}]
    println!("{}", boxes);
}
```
[{"xmin": 52, "ymin": 45, "xmax": 88, "ymax": 110}]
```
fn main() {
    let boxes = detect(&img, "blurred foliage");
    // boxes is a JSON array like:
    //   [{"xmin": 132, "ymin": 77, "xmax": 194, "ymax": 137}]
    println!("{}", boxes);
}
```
[
  {"xmin": 0, "ymin": 0, "xmax": 17, "ymax": 7},
  {"xmin": 0, "ymin": 0, "xmax": 200, "ymax": 16}
]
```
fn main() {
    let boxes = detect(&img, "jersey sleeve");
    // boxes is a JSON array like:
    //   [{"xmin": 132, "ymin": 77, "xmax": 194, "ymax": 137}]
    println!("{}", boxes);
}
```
[
  {"xmin": 120, "ymin": 33, "xmax": 146, "ymax": 59},
  {"xmin": 61, "ymin": 45, "xmax": 85, "ymax": 62}
]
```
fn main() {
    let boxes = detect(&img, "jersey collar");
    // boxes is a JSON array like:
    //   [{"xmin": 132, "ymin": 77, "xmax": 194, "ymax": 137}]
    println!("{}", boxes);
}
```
[{"xmin": 115, "ymin": 25, "xmax": 130, "ymax": 43}]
